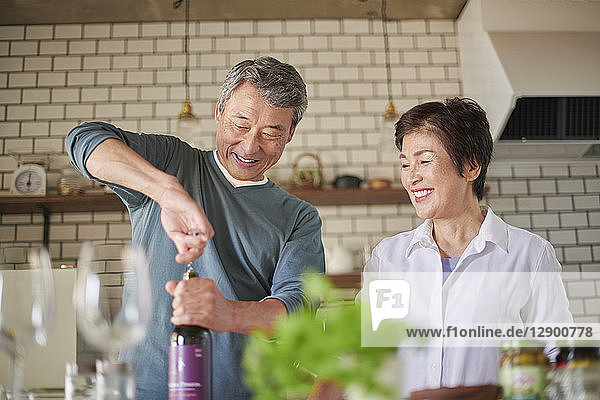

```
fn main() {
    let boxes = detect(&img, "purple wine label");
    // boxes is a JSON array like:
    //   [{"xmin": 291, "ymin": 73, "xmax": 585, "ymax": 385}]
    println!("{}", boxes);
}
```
[{"xmin": 168, "ymin": 344, "xmax": 209, "ymax": 399}]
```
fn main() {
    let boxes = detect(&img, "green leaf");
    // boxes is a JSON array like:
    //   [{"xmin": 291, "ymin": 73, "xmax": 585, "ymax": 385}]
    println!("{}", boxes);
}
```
[{"xmin": 243, "ymin": 275, "xmax": 401, "ymax": 399}]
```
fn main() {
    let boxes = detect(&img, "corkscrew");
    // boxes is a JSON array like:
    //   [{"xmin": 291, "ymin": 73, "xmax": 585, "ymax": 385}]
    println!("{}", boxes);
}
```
[{"xmin": 185, "ymin": 230, "xmax": 201, "ymax": 276}]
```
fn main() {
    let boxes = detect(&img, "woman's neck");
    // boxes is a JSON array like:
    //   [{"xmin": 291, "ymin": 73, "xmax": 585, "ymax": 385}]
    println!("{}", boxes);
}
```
[{"xmin": 432, "ymin": 202, "xmax": 486, "ymax": 258}]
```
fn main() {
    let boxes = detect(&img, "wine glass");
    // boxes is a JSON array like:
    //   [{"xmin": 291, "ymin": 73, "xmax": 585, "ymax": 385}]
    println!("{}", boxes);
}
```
[
  {"xmin": 73, "ymin": 241, "xmax": 152, "ymax": 399},
  {"xmin": 0, "ymin": 246, "xmax": 55, "ymax": 400}
]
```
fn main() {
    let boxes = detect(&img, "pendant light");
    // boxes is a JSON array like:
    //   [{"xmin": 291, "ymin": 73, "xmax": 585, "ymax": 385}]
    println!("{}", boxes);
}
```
[
  {"xmin": 174, "ymin": 0, "xmax": 202, "ymax": 147},
  {"xmin": 378, "ymin": 0, "xmax": 399, "ymax": 151}
]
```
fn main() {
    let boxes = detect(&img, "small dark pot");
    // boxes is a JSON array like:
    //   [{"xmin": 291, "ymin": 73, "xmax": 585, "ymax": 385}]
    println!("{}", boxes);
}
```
[{"xmin": 332, "ymin": 175, "xmax": 362, "ymax": 189}]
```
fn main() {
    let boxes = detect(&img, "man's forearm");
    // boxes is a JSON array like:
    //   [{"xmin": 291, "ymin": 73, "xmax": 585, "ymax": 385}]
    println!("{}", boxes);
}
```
[
  {"xmin": 230, "ymin": 298, "xmax": 288, "ymax": 336},
  {"xmin": 85, "ymin": 138, "xmax": 178, "ymax": 202}
]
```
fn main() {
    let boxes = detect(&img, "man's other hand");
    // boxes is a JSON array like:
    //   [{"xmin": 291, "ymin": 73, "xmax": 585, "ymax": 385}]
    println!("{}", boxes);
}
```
[{"xmin": 165, "ymin": 278, "xmax": 233, "ymax": 332}]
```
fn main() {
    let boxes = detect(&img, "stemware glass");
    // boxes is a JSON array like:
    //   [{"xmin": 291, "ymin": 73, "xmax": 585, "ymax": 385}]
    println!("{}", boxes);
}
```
[
  {"xmin": 0, "ymin": 246, "xmax": 55, "ymax": 400},
  {"xmin": 73, "ymin": 241, "xmax": 152, "ymax": 400}
]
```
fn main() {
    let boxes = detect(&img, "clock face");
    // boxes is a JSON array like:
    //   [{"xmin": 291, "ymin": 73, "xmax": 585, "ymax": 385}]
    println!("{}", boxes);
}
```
[
  {"xmin": 15, "ymin": 169, "xmax": 43, "ymax": 194},
  {"xmin": 10, "ymin": 164, "xmax": 47, "ymax": 196}
]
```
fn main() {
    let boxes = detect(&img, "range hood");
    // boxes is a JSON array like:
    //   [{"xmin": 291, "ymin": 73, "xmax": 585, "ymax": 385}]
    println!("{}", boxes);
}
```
[{"xmin": 457, "ymin": 0, "xmax": 600, "ymax": 159}]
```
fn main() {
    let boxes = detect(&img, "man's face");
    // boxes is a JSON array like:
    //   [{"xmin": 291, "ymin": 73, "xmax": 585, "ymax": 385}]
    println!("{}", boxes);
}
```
[{"xmin": 215, "ymin": 82, "xmax": 295, "ymax": 182}]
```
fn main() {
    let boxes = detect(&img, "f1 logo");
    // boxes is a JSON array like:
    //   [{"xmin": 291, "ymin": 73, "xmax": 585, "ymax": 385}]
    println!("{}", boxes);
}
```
[{"xmin": 369, "ymin": 280, "xmax": 410, "ymax": 331}]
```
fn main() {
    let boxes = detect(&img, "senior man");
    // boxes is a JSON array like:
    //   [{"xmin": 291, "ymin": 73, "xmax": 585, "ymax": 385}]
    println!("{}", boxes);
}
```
[{"xmin": 66, "ymin": 56, "xmax": 325, "ymax": 399}]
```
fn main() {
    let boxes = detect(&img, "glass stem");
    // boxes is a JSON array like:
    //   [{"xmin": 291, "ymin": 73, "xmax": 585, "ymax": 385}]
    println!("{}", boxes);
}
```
[{"xmin": 11, "ymin": 351, "xmax": 25, "ymax": 400}]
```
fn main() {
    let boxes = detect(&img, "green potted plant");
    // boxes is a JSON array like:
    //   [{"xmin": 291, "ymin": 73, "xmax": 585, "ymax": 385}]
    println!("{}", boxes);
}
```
[{"xmin": 243, "ymin": 274, "xmax": 402, "ymax": 400}]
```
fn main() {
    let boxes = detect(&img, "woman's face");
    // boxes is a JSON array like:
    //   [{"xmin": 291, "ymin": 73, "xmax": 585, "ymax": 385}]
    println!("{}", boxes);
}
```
[{"xmin": 400, "ymin": 131, "xmax": 479, "ymax": 221}]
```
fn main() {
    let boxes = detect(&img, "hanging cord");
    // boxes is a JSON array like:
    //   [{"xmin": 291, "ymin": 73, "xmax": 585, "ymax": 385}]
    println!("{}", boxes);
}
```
[
  {"xmin": 173, "ymin": 0, "xmax": 190, "ymax": 101},
  {"xmin": 381, "ymin": 0, "xmax": 393, "ymax": 104}
]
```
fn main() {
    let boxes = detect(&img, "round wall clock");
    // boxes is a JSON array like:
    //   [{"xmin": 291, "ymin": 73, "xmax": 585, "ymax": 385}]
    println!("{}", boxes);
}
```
[{"xmin": 9, "ymin": 164, "xmax": 47, "ymax": 196}]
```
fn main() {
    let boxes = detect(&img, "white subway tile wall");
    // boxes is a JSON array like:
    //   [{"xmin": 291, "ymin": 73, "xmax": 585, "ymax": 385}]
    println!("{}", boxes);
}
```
[
  {"xmin": 485, "ymin": 161, "xmax": 600, "ymax": 322},
  {"xmin": 0, "ymin": 19, "xmax": 597, "ymax": 328}
]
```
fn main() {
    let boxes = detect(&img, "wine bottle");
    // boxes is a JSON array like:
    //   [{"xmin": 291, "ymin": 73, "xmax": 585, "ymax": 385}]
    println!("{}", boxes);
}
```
[{"xmin": 168, "ymin": 267, "xmax": 212, "ymax": 399}]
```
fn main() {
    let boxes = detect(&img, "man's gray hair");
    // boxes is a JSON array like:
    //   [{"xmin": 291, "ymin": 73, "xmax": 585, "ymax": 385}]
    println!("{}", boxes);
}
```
[{"xmin": 218, "ymin": 56, "xmax": 308, "ymax": 133}]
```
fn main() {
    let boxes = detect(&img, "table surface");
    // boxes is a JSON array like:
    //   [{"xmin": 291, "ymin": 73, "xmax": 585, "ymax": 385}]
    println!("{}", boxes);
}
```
[{"xmin": 2, "ymin": 389, "xmax": 64, "ymax": 399}]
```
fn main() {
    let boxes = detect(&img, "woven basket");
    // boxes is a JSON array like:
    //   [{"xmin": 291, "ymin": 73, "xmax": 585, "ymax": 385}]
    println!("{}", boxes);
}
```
[{"xmin": 291, "ymin": 152, "xmax": 323, "ymax": 189}]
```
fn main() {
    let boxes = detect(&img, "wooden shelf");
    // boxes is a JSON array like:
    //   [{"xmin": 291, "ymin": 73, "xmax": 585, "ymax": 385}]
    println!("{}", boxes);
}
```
[
  {"xmin": 0, "ymin": 194, "xmax": 366, "ymax": 289},
  {"xmin": 0, "ymin": 189, "xmax": 409, "ymax": 253},
  {"xmin": 326, "ymin": 272, "xmax": 361, "ymax": 289},
  {"xmin": 0, "ymin": 193, "xmax": 126, "ymax": 214},
  {"xmin": 288, "ymin": 187, "xmax": 409, "ymax": 206},
  {"xmin": 0, "ymin": 188, "xmax": 409, "ymax": 214}
]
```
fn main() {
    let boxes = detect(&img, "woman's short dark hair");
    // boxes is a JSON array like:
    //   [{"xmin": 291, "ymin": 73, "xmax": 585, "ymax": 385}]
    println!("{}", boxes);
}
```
[{"xmin": 394, "ymin": 97, "xmax": 493, "ymax": 200}]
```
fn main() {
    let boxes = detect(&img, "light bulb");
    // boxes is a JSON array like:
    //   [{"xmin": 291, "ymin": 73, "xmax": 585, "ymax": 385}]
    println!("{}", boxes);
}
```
[
  {"xmin": 176, "ymin": 101, "xmax": 205, "ymax": 149},
  {"xmin": 377, "ymin": 101, "xmax": 399, "ymax": 153}
]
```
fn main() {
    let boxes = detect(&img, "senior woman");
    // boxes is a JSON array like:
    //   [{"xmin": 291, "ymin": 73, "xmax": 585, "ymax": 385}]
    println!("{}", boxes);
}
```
[{"xmin": 361, "ymin": 97, "xmax": 573, "ymax": 397}]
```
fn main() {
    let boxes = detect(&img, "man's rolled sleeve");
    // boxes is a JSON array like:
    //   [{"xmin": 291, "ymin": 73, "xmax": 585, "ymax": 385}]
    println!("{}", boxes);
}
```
[
  {"xmin": 269, "ymin": 207, "xmax": 325, "ymax": 314},
  {"xmin": 66, "ymin": 121, "xmax": 125, "ymax": 180}
]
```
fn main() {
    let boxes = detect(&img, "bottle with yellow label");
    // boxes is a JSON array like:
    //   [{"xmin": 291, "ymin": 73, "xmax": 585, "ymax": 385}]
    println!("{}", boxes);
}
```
[{"xmin": 499, "ymin": 341, "xmax": 548, "ymax": 400}]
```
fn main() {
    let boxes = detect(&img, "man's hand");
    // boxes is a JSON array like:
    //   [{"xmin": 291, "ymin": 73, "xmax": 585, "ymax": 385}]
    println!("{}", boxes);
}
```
[
  {"xmin": 84, "ymin": 138, "xmax": 214, "ymax": 264},
  {"xmin": 165, "ymin": 278, "xmax": 234, "ymax": 332},
  {"xmin": 157, "ymin": 178, "xmax": 214, "ymax": 264},
  {"xmin": 165, "ymin": 278, "xmax": 288, "ymax": 335}
]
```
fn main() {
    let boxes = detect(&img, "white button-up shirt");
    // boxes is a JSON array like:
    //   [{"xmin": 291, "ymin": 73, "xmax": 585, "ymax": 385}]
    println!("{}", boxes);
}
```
[{"xmin": 361, "ymin": 207, "xmax": 573, "ymax": 396}]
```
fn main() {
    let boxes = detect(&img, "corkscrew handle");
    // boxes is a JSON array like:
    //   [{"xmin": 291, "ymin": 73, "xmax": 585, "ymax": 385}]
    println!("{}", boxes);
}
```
[{"xmin": 183, "ymin": 231, "xmax": 201, "ymax": 278}]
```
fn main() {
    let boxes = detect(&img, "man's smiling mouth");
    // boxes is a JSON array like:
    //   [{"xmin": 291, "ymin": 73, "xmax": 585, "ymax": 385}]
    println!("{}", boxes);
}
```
[{"xmin": 233, "ymin": 152, "xmax": 259, "ymax": 165}]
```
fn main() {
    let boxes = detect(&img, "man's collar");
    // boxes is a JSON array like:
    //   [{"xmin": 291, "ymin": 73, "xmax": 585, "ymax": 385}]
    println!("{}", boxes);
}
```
[{"xmin": 212, "ymin": 150, "xmax": 268, "ymax": 188}]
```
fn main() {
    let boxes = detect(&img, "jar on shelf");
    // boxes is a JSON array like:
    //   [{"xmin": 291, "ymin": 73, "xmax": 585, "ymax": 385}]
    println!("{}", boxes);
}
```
[
  {"xmin": 58, "ymin": 168, "xmax": 85, "ymax": 195},
  {"xmin": 499, "ymin": 341, "xmax": 549, "ymax": 400}
]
